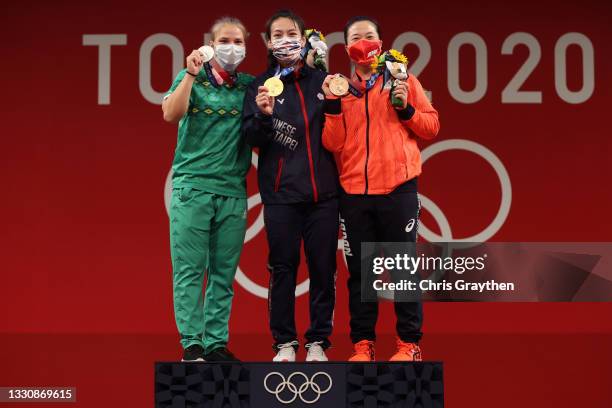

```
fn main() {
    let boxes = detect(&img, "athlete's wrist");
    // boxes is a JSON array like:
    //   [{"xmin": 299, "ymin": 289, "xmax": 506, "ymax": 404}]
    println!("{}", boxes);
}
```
[
  {"xmin": 323, "ymin": 98, "xmax": 342, "ymax": 115},
  {"xmin": 396, "ymin": 104, "xmax": 416, "ymax": 121}
]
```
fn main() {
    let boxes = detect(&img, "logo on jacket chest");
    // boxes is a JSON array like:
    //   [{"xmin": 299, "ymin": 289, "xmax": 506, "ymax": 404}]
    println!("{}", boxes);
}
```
[{"xmin": 272, "ymin": 117, "xmax": 298, "ymax": 151}]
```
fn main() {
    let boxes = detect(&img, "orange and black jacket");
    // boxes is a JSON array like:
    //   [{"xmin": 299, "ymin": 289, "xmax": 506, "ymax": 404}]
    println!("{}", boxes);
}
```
[
  {"xmin": 242, "ymin": 64, "xmax": 339, "ymax": 205},
  {"xmin": 322, "ymin": 74, "xmax": 440, "ymax": 194}
]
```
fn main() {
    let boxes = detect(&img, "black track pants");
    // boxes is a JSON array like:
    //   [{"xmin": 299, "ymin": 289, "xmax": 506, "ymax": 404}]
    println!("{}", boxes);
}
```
[
  {"xmin": 340, "ymin": 183, "xmax": 423, "ymax": 344},
  {"xmin": 264, "ymin": 198, "xmax": 339, "ymax": 349}
]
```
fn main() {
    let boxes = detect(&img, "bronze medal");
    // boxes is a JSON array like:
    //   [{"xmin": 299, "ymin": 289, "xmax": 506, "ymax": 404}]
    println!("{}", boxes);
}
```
[{"xmin": 329, "ymin": 76, "xmax": 349, "ymax": 97}]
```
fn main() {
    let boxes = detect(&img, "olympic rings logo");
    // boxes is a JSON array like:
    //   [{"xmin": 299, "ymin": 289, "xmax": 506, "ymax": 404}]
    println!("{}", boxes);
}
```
[
  {"xmin": 263, "ymin": 371, "xmax": 333, "ymax": 404},
  {"xmin": 164, "ymin": 138, "xmax": 512, "ymax": 299}
]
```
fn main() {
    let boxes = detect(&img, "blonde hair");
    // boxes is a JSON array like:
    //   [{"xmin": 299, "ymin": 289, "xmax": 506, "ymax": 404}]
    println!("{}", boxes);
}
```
[{"xmin": 210, "ymin": 17, "xmax": 249, "ymax": 41}]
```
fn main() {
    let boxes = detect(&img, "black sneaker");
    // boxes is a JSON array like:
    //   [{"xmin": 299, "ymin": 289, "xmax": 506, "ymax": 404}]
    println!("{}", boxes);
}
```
[
  {"xmin": 182, "ymin": 344, "xmax": 205, "ymax": 362},
  {"xmin": 203, "ymin": 347, "xmax": 240, "ymax": 362}
]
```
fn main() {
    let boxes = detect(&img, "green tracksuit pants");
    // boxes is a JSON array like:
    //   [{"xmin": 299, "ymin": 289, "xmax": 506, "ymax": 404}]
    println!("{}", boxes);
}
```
[{"xmin": 169, "ymin": 186, "xmax": 247, "ymax": 353}]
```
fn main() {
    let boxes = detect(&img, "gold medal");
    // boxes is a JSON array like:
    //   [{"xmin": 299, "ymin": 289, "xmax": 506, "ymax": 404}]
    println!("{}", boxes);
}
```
[
  {"xmin": 264, "ymin": 77, "xmax": 284, "ymax": 97},
  {"xmin": 329, "ymin": 75, "xmax": 349, "ymax": 97}
]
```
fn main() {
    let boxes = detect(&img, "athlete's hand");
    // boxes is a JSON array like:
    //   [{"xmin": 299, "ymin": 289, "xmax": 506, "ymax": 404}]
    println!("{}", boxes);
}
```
[
  {"xmin": 321, "ymin": 75, "xmax": 336, "ymax": 98},
  {"xmin": 392, "ymin": 79, "xmax": 410, "ymax": 109},
  {"xmin": 256, "ymin": 86, "xmax": 274, "ymax": 116},
  {"xmin": 186, "ymin": 50, "xmax": 203, "ymax": 76},
  {"xmin": 306, "ymin": 49, "xmax": 316, "ymax": 68}
]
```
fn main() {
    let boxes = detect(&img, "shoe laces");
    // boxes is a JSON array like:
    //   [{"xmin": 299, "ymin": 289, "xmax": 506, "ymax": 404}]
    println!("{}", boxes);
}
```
[
  {"xmin": 353, "ymin": 340, "xmax": 373, "ymax": 355},
  {"xmin": 306, "ymin": 341, "xmax": 324, "ymax": 354},
  {"xmin": 397, "ymin": 339, "xmax": 419, "ymax": 355},
  {"xmin": 277, "ymin": 340, "xmax": 299, "ymax": 349},
  {"xmin": 277, "ymin": 340, "xmax": 298, "ymax": 355},
  {"xmin": 305, "ymin": 341, "xmax": 324, "ymax": 349}
]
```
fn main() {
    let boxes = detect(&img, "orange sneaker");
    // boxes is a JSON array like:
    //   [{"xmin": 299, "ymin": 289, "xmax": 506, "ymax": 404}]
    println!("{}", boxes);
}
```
[
  {"xmin": 390, "ymin": 339, "xmax": 422, "ymax": 361},
  {"xmin": 348, "ymin": 340, "xmax": 375, "ymax": 362}
]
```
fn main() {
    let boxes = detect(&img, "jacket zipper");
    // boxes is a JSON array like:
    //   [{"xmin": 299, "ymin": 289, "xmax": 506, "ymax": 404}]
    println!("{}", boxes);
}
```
[
  {"xmin": 364, "ymin": 89, "xmax": 370, "ymax": 194},
  {"xmin": 294, "ymin": 79, "xmax": 319, "ymax": 202},
  {"xmin": 274, "ymin": 157, "xmax": 284, "ymax": 192}
]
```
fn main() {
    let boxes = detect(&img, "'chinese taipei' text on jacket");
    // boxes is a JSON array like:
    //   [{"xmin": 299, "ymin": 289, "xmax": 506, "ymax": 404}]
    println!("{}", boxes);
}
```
[{"xmin": 242, "ymin": 64, "xmax": 339, "ymax": 204}]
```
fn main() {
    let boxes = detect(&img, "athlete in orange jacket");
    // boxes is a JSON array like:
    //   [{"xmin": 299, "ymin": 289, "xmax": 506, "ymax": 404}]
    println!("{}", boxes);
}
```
[
  {"xmin": 322, "ymin": 52, "xmax": 438, "ymax": 195},
  {"xmin": 321, "ymin": 16, "xmax": 440, "ymax": 362}
]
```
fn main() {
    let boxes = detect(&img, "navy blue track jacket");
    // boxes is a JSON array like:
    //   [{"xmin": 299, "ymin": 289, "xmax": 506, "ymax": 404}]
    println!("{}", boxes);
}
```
[{"xmin": 242, "ymin": 64, "xmax": 339, "ymax": 205}]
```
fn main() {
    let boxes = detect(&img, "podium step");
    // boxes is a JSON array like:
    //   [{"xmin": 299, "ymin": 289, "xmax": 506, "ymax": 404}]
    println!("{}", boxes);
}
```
[{"xmin": 155, "ymin": 361, "xmax": 443, "ymax": 407}]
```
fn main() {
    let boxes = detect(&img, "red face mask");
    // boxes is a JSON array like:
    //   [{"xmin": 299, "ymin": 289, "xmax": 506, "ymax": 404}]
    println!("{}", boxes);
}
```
[{"xmin": 347, "ymin": 39, "xmax": 382, "ymax": 66}]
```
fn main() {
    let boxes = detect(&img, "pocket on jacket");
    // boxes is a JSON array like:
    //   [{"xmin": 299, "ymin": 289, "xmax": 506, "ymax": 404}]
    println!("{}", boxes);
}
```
[{"xmin": 175, "ymin": 187, "xmax": 193, "ymax": 203}]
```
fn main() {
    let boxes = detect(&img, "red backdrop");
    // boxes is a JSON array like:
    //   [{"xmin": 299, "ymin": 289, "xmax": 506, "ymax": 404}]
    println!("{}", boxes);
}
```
[{"xmin": 1, "ymin": 1, "xmax": 612, "ymax": 404}]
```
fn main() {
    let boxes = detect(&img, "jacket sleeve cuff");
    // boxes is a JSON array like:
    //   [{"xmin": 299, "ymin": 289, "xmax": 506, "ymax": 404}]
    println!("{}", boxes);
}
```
[
  {"xmin": 255, "ymin": 111, "xmax": 274, "ymax": 126},
  {"xmin": 396, "ymin": 104, "xmax": 416, "ymax": 121},
  {"xmin": 324, "ymin": 98, "xmax": 342, "ymax": 115}
]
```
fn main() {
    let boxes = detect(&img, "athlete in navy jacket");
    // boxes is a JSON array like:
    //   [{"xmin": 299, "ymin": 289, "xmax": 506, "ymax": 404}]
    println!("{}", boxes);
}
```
[{"xmin": 242, "ymin": 10, "xmax": 339, "ymax": 362}]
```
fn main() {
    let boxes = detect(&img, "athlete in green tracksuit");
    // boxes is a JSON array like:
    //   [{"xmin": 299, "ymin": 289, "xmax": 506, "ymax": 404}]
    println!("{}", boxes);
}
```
[{"xmin": 162, "ymin": 17, "xmax": 254, "ymax": 362}]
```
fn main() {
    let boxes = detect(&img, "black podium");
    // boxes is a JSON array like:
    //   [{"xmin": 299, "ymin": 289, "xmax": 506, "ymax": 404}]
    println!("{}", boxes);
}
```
[{"xmin": 155, "ymin": 361, "xmax": 443, "ymax": 407}]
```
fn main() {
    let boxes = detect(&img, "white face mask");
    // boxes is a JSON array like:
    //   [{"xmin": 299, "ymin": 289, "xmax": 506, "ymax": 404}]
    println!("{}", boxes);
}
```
[
  {"xmin": 271, "ymin": 37, "xmax": 302, "ymax": 64},
  {"xmin": 213, "ymin": 44, "xmax": 246, "ymax": 72}
]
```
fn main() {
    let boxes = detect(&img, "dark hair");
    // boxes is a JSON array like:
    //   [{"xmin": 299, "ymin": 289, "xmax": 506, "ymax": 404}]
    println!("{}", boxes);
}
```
[
  {"xmin": 265, "ymin": 9, "xmax": 305, "ymax": 40},
  {"xmin": 343, "ymin": 16, "xmax": 381, "ymax": 44},
  {"xmin": 264, "ymin": 9, "xmax": 306, "ymax": 68}
]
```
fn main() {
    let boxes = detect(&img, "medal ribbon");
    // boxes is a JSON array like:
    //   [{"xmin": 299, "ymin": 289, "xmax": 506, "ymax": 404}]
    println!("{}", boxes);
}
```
[
  {"xmin": 203, "ymin": 62, "xmax": 220, "ymax": 87},
  {"xmin": 217, "ymin": 68, "xmax": 236, "ymax": 86},
  {"xmin": 274, "ymin": 65, "xmax": 296, "ymax": 79},
  {"xmin": 347, "ymin": 73, "xmax": 380, "ymax": 97},
  {"xmin": 203, "ymin": 61, "xmax": 238, "ymax": 87}
]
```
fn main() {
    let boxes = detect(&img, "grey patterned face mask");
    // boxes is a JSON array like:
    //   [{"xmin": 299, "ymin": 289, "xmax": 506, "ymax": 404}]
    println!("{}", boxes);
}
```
[
  {"xmin": 214, "ymin": 44, "xmax": 246, "ymax": 72},
  {"xmin": 271, "ymin": 37, "xmax": 302, "ymax": 64}
]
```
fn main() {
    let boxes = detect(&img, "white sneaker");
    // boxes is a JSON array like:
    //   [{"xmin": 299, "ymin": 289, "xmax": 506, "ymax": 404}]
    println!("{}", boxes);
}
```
[
  {"xmin": 273, "ymin": 341, "xmax": 298, "ymax": 362},
  {"xmin": 305, "ymin": 342, "xmax": 328, "ymax": 362}
]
